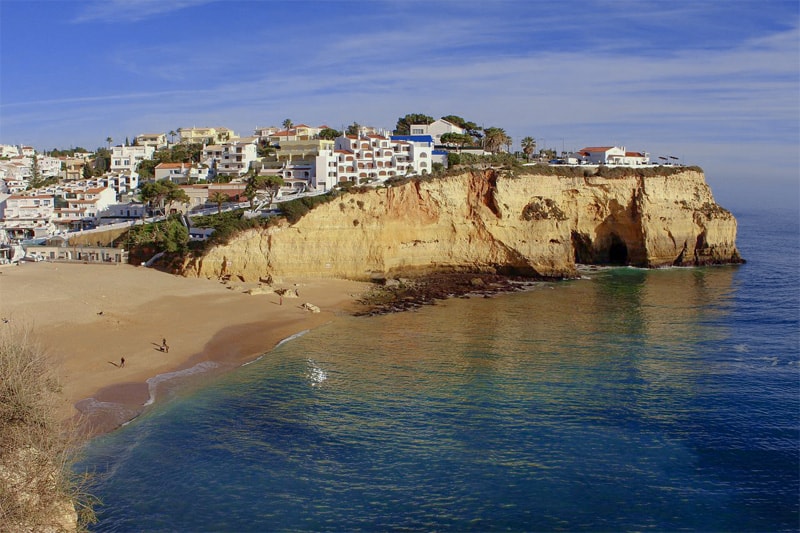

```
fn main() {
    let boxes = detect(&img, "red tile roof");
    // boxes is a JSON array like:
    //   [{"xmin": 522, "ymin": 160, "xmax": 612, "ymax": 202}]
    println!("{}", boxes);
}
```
[{"xmin": 578, "ymin": 146, "xmax": 615, "ymax": 152}]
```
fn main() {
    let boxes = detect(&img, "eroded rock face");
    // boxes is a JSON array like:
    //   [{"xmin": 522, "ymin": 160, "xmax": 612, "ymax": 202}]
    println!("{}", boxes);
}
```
[{"xmin": 181, "ymin": 169, "xmax": 742, "ymax": 282}]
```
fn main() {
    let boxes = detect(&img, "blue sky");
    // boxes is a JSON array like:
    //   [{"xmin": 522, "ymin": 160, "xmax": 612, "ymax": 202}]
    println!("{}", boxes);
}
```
[{"xmin": 1, "ymin": 0, "xmax": 798, "ymax": 208}]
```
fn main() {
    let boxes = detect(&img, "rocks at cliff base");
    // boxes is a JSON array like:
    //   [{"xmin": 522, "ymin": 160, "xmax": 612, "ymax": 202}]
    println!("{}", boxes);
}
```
[{"xmin": 356, "ymin": 272, "xmax": 540, "ymax": 316}]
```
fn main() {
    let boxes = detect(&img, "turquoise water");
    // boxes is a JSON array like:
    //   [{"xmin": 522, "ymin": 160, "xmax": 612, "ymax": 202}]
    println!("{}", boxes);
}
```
[{"xmin": 80, "ymin": 207, "xmax": 799, "ymax": 532}]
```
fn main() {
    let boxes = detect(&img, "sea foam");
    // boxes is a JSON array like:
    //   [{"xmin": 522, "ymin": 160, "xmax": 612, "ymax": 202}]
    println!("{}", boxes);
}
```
[{"xmin": 144, "ymin": 361, "xmax": 220, "ymax": 406}]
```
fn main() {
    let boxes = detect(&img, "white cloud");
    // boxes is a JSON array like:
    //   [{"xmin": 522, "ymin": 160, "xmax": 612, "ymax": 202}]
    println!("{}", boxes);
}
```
[{"xmin": 72, "ymin": 0, "xmax": 215, "ymax": 23}]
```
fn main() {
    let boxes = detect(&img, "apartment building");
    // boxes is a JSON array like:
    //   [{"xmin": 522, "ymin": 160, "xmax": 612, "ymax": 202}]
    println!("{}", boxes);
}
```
[
  {"xmin": 203, "ymin": 141, "xmax": 257, "ymax": 176},
  {"xmin": 53, "ymin": 187, "xmax": 116, "ymax": 232},
  {"xmin": 110, "ymin": 145, "xmax": 156, "ymax": 172},
  {"xmin": 178, "ymin": 126, "xmax": 236, "ymax": 145},
  {"xmin": 0, "ymin": 194, "xmax": 56, "ymax": 239}
]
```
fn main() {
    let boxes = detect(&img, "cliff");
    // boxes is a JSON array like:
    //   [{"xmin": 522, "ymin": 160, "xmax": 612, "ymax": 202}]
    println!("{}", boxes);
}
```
[{"xmin": 181, "ymin": 168, "xmax": 742, "ymax": 282}]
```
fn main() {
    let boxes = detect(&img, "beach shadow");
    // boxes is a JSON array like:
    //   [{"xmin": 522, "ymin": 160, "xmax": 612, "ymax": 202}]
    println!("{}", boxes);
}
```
[{"xmin": 108, "ymin": 361, "xmax": 120, "ymax": 367}]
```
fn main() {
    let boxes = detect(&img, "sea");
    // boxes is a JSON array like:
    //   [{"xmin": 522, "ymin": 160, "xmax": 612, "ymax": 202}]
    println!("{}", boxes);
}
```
[{"xmin": 78, "ymin": 205, "xmax": 799, "ymax": 533}]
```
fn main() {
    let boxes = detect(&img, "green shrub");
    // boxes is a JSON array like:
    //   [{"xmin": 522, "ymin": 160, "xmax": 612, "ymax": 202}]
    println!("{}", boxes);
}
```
[
  {"xmin": 515, "ymin": 163, "xmax": 703, "ymax": 179},
  {"xmin": 120, "ymin": 214, "xmax": 188, "ymax": 253},
  {"xmin": 280, "ymin": 192, "xmax": 337, "ymax": 224}
]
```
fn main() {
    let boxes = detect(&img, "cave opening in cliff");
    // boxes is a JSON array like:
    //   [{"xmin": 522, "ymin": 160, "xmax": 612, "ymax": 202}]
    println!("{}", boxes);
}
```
[
  {"xmin": 608, "ymin": 234, "xmax": 629, "ymax": 265},
  {"xmin": 571, "ymin": 231, "xmax": 594, "ymax": 264}
]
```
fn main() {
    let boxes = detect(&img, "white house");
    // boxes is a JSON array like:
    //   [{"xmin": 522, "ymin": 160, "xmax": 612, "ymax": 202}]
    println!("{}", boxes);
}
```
[
  {"xmin": 408, "ymin": 119, "xmax": 464, "ymax": 145},
  {"xmin": 110, "ymin": 145, "xmax": 156, "ymax": 172},
  {"xmin": 98, "ymin": 201, "xmax": 148, "ymax": 224},
  {"xmin": 0, "ymin": 144, "xmax": 20, "ymax": 158},
  {"xmin": 0, "ymin": 157, "xmax": 31, "ymax": 182},
  {"xmin": 254, "ymin": 126, "xmax": 280, "ymax": 140},
  {"xmin": 572, "ymin": 146, "xmax": 650, "ymax": 166},
  {"xmin": 37, "ymin": 155, "xmax": 63, "ymax": 177},
  {"xmin": 155, "ymin": 162, "xmax": 191, "ymax": 183},
  {"xmin": 154, "ymin": 162, "xmax": 215, "ymax": 184},
  {"xmin": 135, "ymin": 133, "xmax": 168, "ymax": 149}
]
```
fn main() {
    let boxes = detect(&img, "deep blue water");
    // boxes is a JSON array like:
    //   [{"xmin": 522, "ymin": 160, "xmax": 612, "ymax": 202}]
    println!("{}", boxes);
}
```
[{"xmin": 79, "ymin": 206, "xmax": 799, "ymax": 532}]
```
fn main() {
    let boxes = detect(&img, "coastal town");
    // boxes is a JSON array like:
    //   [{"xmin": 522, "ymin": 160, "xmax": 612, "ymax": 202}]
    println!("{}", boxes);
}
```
[{"xmin": 0, "ymin": 115, "xmax": 673, "ymax": 265}]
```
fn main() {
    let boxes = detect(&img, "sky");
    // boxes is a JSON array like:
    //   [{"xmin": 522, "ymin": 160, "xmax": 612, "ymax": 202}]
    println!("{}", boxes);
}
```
[{"xmin": 1, "ymin": 0, "xmax": 798, "ymax": 209}]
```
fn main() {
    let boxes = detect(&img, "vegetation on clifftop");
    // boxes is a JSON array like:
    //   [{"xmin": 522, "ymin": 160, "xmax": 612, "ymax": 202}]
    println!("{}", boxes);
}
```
[
  {"xmin": 0, "ymin": 328, "xmax": 97, "ymax": 531},
  {"xmin": 514, "ymin": 163, "xmax": 703, "ymax": 179}
]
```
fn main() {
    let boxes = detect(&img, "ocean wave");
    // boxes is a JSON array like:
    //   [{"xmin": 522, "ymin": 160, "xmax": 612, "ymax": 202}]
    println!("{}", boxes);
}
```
[
  {"xmin": 144, "ymin": 361, "xmax": 220, "ymax": 406},
  {"xmin": 76, "ymin": 397, "xmax": 135, "ymax": 418},
  {"xmin": 241, "ymin": 330, "xmax": 313, "ymax": 367},
  {"xmin": 276, "ymin": 329, "xmax": 310, "ymax": 348},
  {"xmin": 240, "ymin": 354, "xmax": 265, "ymax": 367}
]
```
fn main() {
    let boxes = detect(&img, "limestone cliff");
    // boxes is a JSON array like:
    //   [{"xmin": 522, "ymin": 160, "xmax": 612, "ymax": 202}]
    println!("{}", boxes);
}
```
[{"xmin": 181, "ymin": 168, "xmax": 742, "ymax": 282}]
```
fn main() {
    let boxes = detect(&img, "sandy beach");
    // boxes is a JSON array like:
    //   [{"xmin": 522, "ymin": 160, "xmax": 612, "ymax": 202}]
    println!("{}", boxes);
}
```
[{"xmin": 0, "ymin": 262, "xmax": 367, "ymax": 435}]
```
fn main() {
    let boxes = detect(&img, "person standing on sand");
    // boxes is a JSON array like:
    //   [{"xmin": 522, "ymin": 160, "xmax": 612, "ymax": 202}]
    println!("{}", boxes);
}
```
[{"xmin": 120, "ymin": 357, "xmax": 125, "ymax": 368}]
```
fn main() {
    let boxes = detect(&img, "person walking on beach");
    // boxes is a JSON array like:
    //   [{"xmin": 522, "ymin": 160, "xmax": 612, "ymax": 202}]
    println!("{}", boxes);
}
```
[
  {"xmin": 120, "ymin": 357, "xmax": 125, "ymax": 368},
  {"xmin": 162, "ymin": 338, "xmax": 169, "ymax": 353}
]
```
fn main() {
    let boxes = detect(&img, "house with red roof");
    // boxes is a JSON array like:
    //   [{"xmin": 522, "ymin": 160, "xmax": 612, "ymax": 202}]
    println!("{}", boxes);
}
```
[{"xmin": 572, "ymin": 146, "xmax": 650, "ymax": 166}]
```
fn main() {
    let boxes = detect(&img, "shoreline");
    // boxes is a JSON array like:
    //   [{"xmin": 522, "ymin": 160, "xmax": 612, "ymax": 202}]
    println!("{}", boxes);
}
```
[{"xmin": 0, "ymin": 262, "xmax": 368, "ymax": 437}]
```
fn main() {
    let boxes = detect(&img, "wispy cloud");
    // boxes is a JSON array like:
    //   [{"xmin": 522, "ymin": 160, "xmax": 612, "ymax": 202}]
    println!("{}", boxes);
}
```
[
  {"xmin": 71, "ymin": 0, "xmax": 215, "ymax": 23},
  {"xmin": 3, "ymin": 0, "xmax": 796, "ymax": 194}
]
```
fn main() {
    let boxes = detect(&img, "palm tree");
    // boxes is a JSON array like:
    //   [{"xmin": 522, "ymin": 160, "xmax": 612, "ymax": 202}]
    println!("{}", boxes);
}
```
[
  {"xmin": 209, "ymin": 191, "xmax": 229, "ymax": 214},
  {"xmin": 105, "ymin": 137, "xmax": 113, "ymax": 149},
  {"xmin": 282, "ymin": 119, "xmax": 293, "ymax": 131},
  {"xmin": 164, "ymin": 187, "xmax": 190, "ymax": 215},
  {"xmin": 169, "ymin": 130, "xmax": 177, "ymax": 144},
  {"xmin": 521, "ymin": 137, "xmax": 537, "ymax": 161},
  {"xmin": 482, "ymin": 128, "xmax": 509, "ymax": 153}
]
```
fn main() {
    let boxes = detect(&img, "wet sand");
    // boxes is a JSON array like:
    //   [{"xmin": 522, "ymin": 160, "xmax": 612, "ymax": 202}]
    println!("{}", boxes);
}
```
[{"xmin": 0, "ymin": 262, "xmax": 367, "ymax": 435}]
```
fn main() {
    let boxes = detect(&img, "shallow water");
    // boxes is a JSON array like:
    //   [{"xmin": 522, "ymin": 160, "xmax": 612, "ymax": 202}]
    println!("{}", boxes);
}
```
[{"xmin": 80, "ymin": 206, "xmax": 799, "ymax": 532}]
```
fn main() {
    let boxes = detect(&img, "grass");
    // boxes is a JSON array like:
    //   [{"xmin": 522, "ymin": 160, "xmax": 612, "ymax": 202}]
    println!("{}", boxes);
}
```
[{"xmin": 0, "ymin": 327, "xmax": 97, "ymax": 532}]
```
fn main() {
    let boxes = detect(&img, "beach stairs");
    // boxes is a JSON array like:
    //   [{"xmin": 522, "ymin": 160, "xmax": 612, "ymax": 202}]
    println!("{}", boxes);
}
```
[
  {"xmin": 144, "ymin": 252, "xmax": 165, "ymax": 267},
  {"xmin": 11, "ymin": 245, "xmax": 24, "ymax": 263}
]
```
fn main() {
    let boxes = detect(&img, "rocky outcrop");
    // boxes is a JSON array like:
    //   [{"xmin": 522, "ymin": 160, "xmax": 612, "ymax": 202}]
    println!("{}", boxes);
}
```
[{"xmin": 181, "ymin": 168, "xmax": 742, "ymax": 282}]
